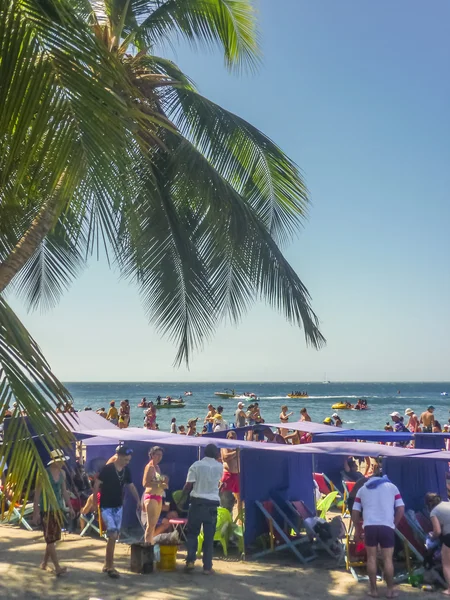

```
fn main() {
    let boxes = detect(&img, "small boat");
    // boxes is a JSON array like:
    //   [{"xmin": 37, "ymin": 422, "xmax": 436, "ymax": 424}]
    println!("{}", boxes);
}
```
[
  {"xmin": 184, "ymin": 391, "xmax": 193, "ymax": 396},
  {"xmin": 156, "ymin": 401, "xmax": 186, "ymax": 409},
  {"xmin": 441, "ymin": 392, "xmax": 448, "ymax": 397},
  {"xmin": 287, "ymin": 394, "xmax": 309, "ymax": 399},
  {"xmin": 214, "ymin": 389, "xmax": 235, "ymax": 399},
  {"xmin": 331, "ymin": 402, "xmax": 353, "ymax": 410}
]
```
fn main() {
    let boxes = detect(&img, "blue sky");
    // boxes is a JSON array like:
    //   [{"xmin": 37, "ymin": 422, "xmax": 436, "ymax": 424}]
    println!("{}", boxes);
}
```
[{"xmin": 11, "ymin": 0, "xmax": 450, "ymax": 382}]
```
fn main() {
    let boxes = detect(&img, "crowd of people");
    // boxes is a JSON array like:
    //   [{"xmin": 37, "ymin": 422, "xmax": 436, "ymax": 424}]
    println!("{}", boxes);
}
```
[{"xmin": 27, "ymin": 441, "xmax": 239, "ymax": 579}]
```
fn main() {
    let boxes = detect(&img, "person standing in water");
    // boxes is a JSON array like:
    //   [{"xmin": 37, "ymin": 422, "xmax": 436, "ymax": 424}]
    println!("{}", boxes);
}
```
[
  {"xmin": 33, "ymin": 450, "xmax": 75, "ymax": 576},
  {"xmin": 235, "ymin": 402, "xmax": 246, "ymax": 428},
  {"xmin": 420, "ymin": 405, "xmax": 435, "ymax": 433},
  {"xmin": 299, "ymin": 407, "xmax": 311, "ymax": 422},
  {"xmin": 279, "ymin": 405, "xmax": 293, "ymax": 437}
]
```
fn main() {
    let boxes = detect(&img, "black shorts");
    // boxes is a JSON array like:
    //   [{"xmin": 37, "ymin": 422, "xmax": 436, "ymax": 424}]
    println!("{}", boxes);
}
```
[
  {"xmin": 442, "ymin": 534, "xmax": 450, "ymax": 548},
  {"xmin": 364, "ymin": 525, "xmax": 395, "ymax": 548}
]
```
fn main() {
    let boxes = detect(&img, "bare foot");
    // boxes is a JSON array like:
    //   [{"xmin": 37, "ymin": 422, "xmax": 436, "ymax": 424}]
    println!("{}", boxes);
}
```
[
  {"xmin": 54, "ymin": 567, "xmax": 67, "ymax": 577},
  {"xmin": 385, "ymin": 591, "xmax": 398, "ymax": 599},
  {"xmin": 39, "ymin": 562, "xmax": 48, "ymax": 571},
  {"xmin": 367, "ymin": 592, "xmax": 378, "ymax": 598},
  {"xmin": 441, "ymin": 591, "xmax": 450, "ymax": 596}
]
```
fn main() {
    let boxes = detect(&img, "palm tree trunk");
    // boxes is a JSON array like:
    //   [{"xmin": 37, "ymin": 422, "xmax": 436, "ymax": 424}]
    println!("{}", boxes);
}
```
[{"xmin": 0, "ymin": 196, "xmax": 60, "ymax": 293}]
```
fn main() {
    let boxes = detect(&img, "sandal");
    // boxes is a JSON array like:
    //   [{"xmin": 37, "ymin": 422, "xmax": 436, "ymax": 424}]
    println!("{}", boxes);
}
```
[{"xmin": 105, "ymin": 568, "xmax": 120, "ymax": 579}]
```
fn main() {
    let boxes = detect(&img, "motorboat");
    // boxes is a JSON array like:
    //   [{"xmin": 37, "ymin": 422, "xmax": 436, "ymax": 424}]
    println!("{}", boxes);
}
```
[
  {"xmin": 156, "ymin": 399, "xmax": 186, "ymax": 409},
  {"xmin": 214, "ymin": 389, "xmax": 235, "ymax": 399},
  {"xmin": 184, "ymin": 391, "xmax": 193, "ymax": 396},
  {"xmin": 441, "ymin": 392, "xmax": 448, "ymax": 397}
]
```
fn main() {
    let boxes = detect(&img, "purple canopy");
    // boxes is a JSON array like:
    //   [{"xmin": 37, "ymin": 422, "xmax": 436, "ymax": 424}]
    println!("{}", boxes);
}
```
[
  {"xmin": 265, "ymin": 421, "xmax": 349, "ymax": 434},
  {"xmin": 57, "ymin": 411, "xmax": 117, "ymax": 434},
  {"xmin": 80, "ymin": 427, "xmax": 450, "ymax": 460}
]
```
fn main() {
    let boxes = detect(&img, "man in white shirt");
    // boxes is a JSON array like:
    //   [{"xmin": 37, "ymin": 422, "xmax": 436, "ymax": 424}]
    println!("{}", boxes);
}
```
[
  {"xmin": 352, "ymin": 476, "xmax": 405, "ymax": 599},
  {"xmin": 182, "ymin": 444, "xmax": 223, "ymax": 574}
]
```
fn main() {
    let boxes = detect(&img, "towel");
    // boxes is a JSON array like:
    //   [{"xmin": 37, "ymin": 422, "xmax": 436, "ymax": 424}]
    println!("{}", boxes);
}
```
[{"xmin": 365, "ymin": 475, "xmax": 391, "ymax": 489}]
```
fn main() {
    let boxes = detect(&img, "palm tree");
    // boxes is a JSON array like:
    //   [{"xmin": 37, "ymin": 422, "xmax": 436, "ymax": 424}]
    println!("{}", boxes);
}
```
[{"xmin": 0, "ymin": 0, "xmax": 325, "ymax": 508}]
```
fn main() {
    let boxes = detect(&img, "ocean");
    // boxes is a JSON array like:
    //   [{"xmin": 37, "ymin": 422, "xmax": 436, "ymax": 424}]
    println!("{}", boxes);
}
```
[{"xmin": 64, "ymin": 381, "xmax": 450, "ymax": 433}]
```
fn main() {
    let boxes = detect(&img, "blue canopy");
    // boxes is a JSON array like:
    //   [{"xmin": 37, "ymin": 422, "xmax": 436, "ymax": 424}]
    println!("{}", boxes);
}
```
[{"xmin": 314, "ymin": 429, "xmax": 413, "ymax": 443}]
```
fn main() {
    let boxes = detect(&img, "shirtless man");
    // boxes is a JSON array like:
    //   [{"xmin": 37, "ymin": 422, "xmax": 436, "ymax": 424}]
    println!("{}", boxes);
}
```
[
  {"xmin": 420, "ymin": 405, "xmax": 435, "ymax": 433},
  {"xmin": 220, "ymin": 431, "xmax": 241, "ymax": 522},
  {"xmin": 299, "ymin": 407, "xmax": 311, "ymax": 422}
]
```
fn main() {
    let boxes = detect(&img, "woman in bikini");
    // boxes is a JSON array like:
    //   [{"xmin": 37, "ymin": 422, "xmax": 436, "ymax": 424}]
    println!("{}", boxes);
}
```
[{"xmin": 142, "ymin": 446, "xmax": 168, "ymax": 544}]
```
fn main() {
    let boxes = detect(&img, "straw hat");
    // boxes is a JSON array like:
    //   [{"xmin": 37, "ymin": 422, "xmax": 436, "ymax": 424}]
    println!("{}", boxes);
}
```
[
  {"xmin": 47, "ymin": 449, "xmax": 69, "ymax": 465},
  {"xmin": 405, "ymin": 408, "xmax": 414, "ymax": 416}
]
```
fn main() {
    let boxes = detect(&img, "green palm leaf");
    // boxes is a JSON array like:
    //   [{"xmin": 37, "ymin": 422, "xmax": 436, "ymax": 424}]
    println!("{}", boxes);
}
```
[
  {"xmin": 124, "ymin": 0, "xmax": 260, "ymax": 71},
  {"xmin": 0, "ymin": 297, "xmax": 74, "ymax": 516}
]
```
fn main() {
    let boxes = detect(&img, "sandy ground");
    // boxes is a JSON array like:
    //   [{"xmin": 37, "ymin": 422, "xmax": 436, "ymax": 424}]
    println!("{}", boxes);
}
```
[{"xmin": 0, "ymin": 525, "xmax": 439, "ymax": 600}]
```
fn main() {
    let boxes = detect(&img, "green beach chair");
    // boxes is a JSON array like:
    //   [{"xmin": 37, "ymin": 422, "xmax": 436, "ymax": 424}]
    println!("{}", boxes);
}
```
[{"xmin": 197, "ymin": 507, "xmax": 232, "ymax": 557}]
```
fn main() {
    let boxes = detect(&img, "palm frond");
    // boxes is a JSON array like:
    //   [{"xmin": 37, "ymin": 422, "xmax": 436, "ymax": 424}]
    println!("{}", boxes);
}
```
[
  {"xmin": 13, "ymin": 210, "xmax": 88, "ymax": 312},
  {"xmin": 156, "ymin": 82, "xmax": 309, "ymax": 246},
  {"xmin": 0, "ymin": 298, "xmax": 74, "ymax": 515},
  {"xmin": 119, "ymin": 162, "xmax": 217, "ymax": 366},
  {"xmin": 128, "ymin": 0, "xmax": 260, "ymax": 71}
]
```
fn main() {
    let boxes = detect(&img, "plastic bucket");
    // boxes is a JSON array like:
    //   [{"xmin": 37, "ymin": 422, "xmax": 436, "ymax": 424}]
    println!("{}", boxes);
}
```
[{"xmin": 157, "ymin": 545, "xmax": 178, "ymax": 571}]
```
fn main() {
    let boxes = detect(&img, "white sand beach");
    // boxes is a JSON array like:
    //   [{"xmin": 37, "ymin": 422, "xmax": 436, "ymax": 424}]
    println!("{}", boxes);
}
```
[{"xmin": 0, "ymin": 525, "xmax": 436, "ymax": 600}]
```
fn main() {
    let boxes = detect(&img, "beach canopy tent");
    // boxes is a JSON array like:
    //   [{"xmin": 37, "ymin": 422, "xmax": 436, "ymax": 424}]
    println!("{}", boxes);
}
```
[
  {"xmin": 80, "ymin": 428, "xmax": 450, "ymax": 541},
  {"xmin": 81, "ymin": 428, "xmax": 316, "ymax": 544},
  {"xmin": 204, "ymin": 425, "xmax": 255, "ymax": 440},
  {"xmin": 1, "ymin": 412, "xmax": 117, "ymax": 467}
]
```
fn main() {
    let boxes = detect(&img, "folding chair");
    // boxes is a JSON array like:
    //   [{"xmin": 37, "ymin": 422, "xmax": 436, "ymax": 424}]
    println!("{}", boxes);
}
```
[
  {"xmin": 79, "ymin": 507, "xmax": 107, "ymax": 539},
  {"xmin": 342, "ymin": 480, "xmax": 356, "ymax": 517},
  {"xmin": 287, "ymin": 500, "xmax": 344, "ymax": 560},
  {"xmin": 313, "ymin": 473, "xmax": 336, "ymax": 495},
  {"xmin": 395, "ymin": 516, "xmax": 446, "ymax": 587},
  {"xmin": 253, "ymin": 500, "xmax": 316, "ymax": 564},
  {"xmin": 345, "ymin": 534, "xmax": 368, "ymax": 581},
  {"xmin": 0, "ymin": 490, "xmax": 34, "ymax": 531},
  {"xmin": 169, "ymin": 490, "xmax": 188, "ymax": 542}
]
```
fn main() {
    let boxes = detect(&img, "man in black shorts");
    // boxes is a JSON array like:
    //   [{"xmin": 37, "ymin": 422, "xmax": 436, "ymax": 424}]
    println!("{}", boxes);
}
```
[
  {"xmin": 352, "ymin": 476, "xmax": 404, "ymax": 598},
  {"xmin": 92, "ymin": 445, "xmax": 141, "ymax": 578}
]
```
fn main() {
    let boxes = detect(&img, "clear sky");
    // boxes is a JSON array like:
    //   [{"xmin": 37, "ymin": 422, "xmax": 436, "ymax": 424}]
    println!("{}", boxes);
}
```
[{"xmin": 10, "ymin": 0, "xmax": 450, "ymax": 382}]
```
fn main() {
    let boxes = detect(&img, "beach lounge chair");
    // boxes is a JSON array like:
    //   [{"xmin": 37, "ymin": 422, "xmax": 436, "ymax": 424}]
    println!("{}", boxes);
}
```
[
  {"xmin": 0, "ymin": 490, "xmax": 34, "ymax": 531},
  {"xmin": 345, "ymin": 534, "xmax": 368, "ymax": 581},
  {"xmin": 313, "ymin": 473, "xmax": 336, "ymax": 496},
  {"xmin": 197, "ymin": 507, "xmax": 232, "ymax": 558},
  {"xmin": 394, "ymin": 516, "xmax": 445, "ymax": 587},
  {"xmin": 253, "ymin": 500, "xmax": 316, "ymax": 563},
  {"xmin": 287, "ymin": 500, "xmax": 345, "ymax": 561},
  {"xmin": 342, "ymin": 480, "xmax": 356, "ymax": 517}
]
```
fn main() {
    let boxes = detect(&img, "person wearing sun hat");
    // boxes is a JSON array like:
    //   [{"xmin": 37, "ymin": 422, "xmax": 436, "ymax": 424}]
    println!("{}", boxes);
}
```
[
  {"xmin": 32, "ymin": 449, "xmax": 75, "ymax": 576},
  {"xmin": 404, "ymin": 408, "xmax": 419, "ymax": 433},
  {"xmin": 420, "ymin": 405, "xmax": 435, "ymax": 433},
  {"xmin": 332, "ymin": 413, "xmax": 343, "ymax": 428}
]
